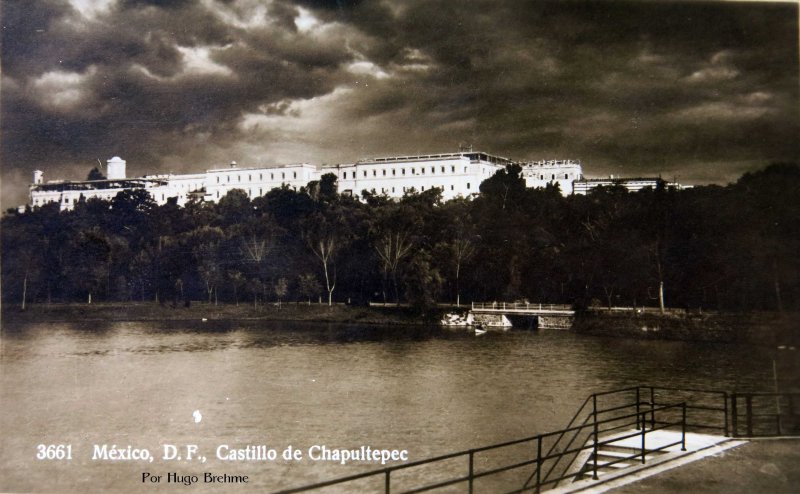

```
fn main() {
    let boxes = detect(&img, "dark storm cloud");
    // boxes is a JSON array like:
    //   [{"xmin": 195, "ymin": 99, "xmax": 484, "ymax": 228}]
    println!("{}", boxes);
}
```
[{"xmin": 1, "ymin": 0, "xmax": 797, "ymax": 207}]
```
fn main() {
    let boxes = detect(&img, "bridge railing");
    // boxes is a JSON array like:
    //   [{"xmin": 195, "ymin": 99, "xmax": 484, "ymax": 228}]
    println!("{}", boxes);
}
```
[{"xmin": 471, "ymin": 302, "xmax": 574, "ymax": 312}]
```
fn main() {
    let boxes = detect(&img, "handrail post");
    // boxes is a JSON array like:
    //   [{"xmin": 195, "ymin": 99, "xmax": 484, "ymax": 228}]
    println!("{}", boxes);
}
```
[
  {"xmin": 385, "ymin": 470, "xmax": 390, "ymax": 494},
  {"xmin": 640, "ymin": 411, "xmax": 646, "ymax": 464},
  {"xmin": 635, "ymin": 387, "xmax": 641, "ymax": 430},
  {"xmin": 723, "ymin": 392, "xmax": 729, "ymax": 437},
  {"xmin": 536, "ymin": 436, "xmax": 542, "ymax": 494},
  {"xmin": 746, "ymin": 395, "xmax": 753, "ymax": 437},
  {"xmin": 731, "ymin": 394, "xmax": 738, "ymax": 437},
  {"xmin": 681, "ymin": 402, "xmax": 687, "ymax": 451},
  {"xmin": 649, "ymin": 387, "xmax": 655, "ymax": 430},
  {"xmin": 592, "ymin": 394, "xmax": 599, "ymax": 480},
  {"xmin": 468, "ymin": 451, "xmax": 474, "ymax": 494}
]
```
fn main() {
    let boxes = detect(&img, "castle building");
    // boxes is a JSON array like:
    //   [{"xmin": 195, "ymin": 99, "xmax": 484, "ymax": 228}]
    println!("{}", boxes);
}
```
[
  {"xmin": 27, "ymin": 151, "xmax": 585, "ymax": 211},
  {"xmin": 520, "ymin": 160, "xmax": 583, "ymax": 195},
  {"xmin": 322, "ymin": 151, "xmax": 516, "ymax": 201},
  {"xmin": 572, "ymin": 176, "xmax": 685, "ymax": 195}
]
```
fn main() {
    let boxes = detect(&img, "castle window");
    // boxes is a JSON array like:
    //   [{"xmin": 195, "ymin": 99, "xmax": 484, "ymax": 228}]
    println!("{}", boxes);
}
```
[
  {"xmin": 382, "ymin": 169, "xmax": 386, "ymax": 176},
  {"xmin": 565, "ymin": 173, "xmax": 569, "ymax": 179},
  {"xmin": 363, "ymin": 171, "xmax": 367, "ymax": 177},
  {"xmin": 402, "ymin": 168, "xmax": 406, "ymax": 175},
  {"xmin": 373, "ymin": 170, "xmax": 376, "ymax": 176},
  {"xmin": 421, "ymin": 168, "xmax": 425, "ymax": 174},
  {"xmin": 293, "ymin": 172, "xmax": 297, "ymax": 179},
  {"xmin": 467, "ymin": 183, "xmax": 471, "ymax": 189}
]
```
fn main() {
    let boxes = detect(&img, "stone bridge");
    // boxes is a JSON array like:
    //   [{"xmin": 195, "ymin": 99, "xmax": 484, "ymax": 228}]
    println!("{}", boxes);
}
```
[{"xmin": 470, "ymin": 302, "xmax": 576, "ymax": 329}]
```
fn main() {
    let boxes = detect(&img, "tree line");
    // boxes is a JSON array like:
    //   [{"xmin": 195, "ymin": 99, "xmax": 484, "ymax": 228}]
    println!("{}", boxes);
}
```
[{"xmin": 3, "ymin": 163, "xmax": 798, "ymax": 313}]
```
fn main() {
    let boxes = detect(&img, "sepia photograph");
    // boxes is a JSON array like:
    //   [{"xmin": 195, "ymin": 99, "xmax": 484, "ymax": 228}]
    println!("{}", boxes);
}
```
[{"xmin": 1, "ymin": 0, "xmax": 799, "ymax": 492}]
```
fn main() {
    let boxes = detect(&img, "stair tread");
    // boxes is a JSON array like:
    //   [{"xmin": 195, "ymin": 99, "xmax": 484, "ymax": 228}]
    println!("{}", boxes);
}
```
[
  {"xmin": 596, "ymin": 450, "xmax": 636, "ymax": 458},
  {"xmin": 598, "ymin": 461, "xmax": 632, "ymax": 469}
]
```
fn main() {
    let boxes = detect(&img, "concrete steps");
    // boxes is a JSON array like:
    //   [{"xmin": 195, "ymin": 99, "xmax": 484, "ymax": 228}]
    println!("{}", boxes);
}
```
[{"xmin": 545, "ymin": 430, "xmax": 746, "ymax": 494}]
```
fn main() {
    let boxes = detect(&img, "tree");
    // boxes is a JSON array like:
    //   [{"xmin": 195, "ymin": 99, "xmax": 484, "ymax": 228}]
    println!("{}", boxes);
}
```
[
  {"xmin": 247, "ymin": 278, "xmax": 264, "ymax": 308},
  {"xmin": 227, "ymin": 270, "xmax": 246, "ymax": 305},
  {"xmin": 87, "ymin": 167, "xmax": 106, "ymax": 181},
  {"xmin": 297, "ymin": 273, "xmax": 321, "ymax": 304},
  {"xmin": 187, "ymin": 227, "xmax": 225, "ymax": 304},
  {"xmin": 370, "ymin": 199, "xmax": 423, "ymax": 305},
  {"xmin": 302, "ymin": 211, "xmax": 348, "ymax": 306},
  {"xmin": 274, "ymin": 278, "xmax": 288, "ymax": 308},
  {"xmin": 64, "ymin": 228, "xmax": 112, "ymax": 303},
  {"xmin": 403, "ymin": 249, "xmax": 443, "ymax": 315},
  {"xmin": 436, "ymin": 201, "xmax": 477, "ymax": 306}
]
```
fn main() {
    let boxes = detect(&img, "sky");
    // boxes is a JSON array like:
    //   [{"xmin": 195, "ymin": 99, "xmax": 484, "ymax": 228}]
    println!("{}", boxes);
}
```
[{"xmin": 1, "ymin": 0, "xmax": 798, "ymax": 207}]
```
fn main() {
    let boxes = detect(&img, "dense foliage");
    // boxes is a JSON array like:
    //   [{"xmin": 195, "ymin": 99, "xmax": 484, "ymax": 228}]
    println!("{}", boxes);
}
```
[{"xmin": 3, "ymin": 164, "xmax": 799, "ymax": 313}]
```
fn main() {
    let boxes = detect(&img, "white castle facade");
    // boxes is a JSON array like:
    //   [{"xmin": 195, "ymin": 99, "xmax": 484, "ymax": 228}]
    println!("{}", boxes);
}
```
[{"xmin": 28, "ymin": 152, "xmax": 588, "ymax": 211}]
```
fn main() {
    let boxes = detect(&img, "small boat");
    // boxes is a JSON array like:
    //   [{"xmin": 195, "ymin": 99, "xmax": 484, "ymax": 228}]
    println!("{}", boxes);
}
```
[{"xmin": 474, "ymin": 325, "xmax": 487, "ymax": 336}]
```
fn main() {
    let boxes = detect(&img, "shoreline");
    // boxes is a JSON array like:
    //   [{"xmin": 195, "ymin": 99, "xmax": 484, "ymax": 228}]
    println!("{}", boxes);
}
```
[
  {"xmin": 4, "ymin": 303, "xmax": 799, "ymax": 347},
  {"xmin": 573, "ymin": 310, "xmax": 800, "ymax": 346},
  {"xmin": 0, "ymin": 301, "xmax": 435, "ymax": 327}
]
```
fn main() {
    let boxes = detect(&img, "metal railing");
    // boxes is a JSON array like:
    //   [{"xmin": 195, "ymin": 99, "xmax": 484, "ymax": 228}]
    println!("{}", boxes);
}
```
[
  {"xmin": 273, "ymin": 386, "xmax": 706, "ymax": 494},
  {"xmin": 528, "ymin": 385, "xmax": 725, "ymax": 491},
  {"xmin": 731, "ymin": 392, "xmax": 800, "ymax": 437},
  {"xmin": 273, "ymin": 386, "xmax": 800, "ymax": 493},
  {"xmin": 471, "ymin": 302, "xmax": 574, "ymax": 313}
]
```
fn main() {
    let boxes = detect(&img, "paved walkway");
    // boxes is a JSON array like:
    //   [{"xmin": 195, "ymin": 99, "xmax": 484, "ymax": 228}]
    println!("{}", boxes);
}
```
[{"xmin": 608, "ymin": 438, "xmax": 800, "ymax": 494}]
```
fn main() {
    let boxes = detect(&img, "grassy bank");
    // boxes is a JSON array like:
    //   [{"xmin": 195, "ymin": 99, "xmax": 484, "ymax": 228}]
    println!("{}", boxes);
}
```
[
  {"xmin": 1, "ymin": 301, "xmax": 437, "ymax": 326},
  {"xmin": 572, "ymin": 310, "xmax": 800, "ymax": 345}
]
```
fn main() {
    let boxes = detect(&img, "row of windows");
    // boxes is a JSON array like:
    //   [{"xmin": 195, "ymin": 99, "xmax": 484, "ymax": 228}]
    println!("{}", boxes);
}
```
[
  {"xmin": 367, "ymin": 183, "xmax": 472, "ymax": 194},
  {"xmin": 213, "ymin": 185, "xmax": 297, "ymax": 199},
  {"xmin": 341, "ymin": 165, "xmax": 470, "ymax": 180},
  {"xmin": 536, "ymin": 173, "xmax": 572, "ymax": 180},
  {"xmin": 215, "ymin": 171, "xmax": 300, "ymax": 183}
]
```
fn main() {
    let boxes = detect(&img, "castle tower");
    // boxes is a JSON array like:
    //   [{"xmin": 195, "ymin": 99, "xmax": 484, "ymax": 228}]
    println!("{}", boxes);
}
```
[
  {"xmin": 106, "ymin": 156, "xmax": 126, "ymax": 180},
  {"xmin": 33, "ymin": 170, "xmax": 43, "ymax": 184}
]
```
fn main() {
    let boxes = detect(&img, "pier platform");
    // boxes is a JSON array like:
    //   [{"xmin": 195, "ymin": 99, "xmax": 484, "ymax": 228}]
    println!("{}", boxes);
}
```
[{"xmin": 551, "ymin": 431, "xmax": 800, "ymax": 493}]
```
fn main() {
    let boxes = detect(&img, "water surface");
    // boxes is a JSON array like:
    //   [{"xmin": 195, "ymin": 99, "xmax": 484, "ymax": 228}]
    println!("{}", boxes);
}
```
[{"xmin": 0, "ymin": 320, "xmax": 781, "ymax": 492}]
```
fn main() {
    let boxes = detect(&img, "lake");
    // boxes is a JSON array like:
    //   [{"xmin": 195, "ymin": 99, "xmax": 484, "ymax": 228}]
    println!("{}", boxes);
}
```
[{"xmin": 0, "ymin": 320, "xmax": 783, "ymax": 492}]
